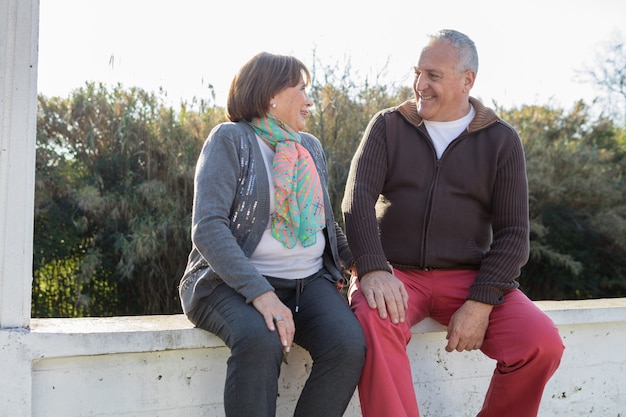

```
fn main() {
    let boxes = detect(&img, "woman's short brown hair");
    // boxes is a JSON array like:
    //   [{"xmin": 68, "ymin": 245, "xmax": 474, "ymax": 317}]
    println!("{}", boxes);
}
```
[{"xmin": 226, "ymin": 52, "xmax": 311, "ymax": 122}]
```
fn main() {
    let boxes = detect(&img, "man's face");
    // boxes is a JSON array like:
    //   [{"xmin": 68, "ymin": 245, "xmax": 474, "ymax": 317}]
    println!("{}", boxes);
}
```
[{"xmin": 413, "ymin": 40, "xmax": 475, "ymax": 121}]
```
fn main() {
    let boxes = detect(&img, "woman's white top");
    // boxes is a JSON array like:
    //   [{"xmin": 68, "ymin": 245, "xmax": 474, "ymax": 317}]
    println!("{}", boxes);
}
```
[{"xmin": 248, "ymin": 135, "xmax": 325, "ymax": 279}]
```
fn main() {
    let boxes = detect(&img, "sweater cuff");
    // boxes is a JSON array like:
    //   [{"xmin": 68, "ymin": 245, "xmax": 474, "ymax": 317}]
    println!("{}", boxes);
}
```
[
  {"xmin": 355, "ymin": 254, "xmax": 393, "ymax": 278},
  {"xmin": 240, "ymin": 280, "xmax": 275, "ymax": 305},
  {"xmin": 467, "ymin": 284, "xmax": 505, "ymax": 305}
]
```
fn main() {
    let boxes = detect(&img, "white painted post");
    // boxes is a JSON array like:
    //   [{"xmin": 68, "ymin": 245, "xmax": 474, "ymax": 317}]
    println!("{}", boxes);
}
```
[
  {"xmin": 0, "ymin": 0, "xmax": 38, "ymax": 329},
  {"xmin": 0, "ymin": 2, "xmax": 38, "ymax": 415}
]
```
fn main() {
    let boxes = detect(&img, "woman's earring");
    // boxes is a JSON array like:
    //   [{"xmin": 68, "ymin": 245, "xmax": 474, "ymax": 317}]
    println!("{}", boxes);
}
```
[{"xmin": 271, "ymin": 103, "xmax": 277, "ymax": 108}]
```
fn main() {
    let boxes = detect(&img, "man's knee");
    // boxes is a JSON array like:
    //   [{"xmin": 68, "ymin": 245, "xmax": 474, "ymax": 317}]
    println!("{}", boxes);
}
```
[{"xmin": 538, "ymin": 326, "xmax": 565, "ymax": 366}]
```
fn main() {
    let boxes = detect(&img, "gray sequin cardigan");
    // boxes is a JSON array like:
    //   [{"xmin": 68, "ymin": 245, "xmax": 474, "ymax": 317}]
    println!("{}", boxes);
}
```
[{"xmin": 179, "ymin": 122, "xmax": 353, "ymax": 314}]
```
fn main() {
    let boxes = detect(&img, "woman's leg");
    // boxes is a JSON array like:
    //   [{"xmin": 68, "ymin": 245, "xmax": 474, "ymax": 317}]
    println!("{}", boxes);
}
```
[
  {"xmin": 280, "ymin": 274, "xmax": 366, "ymax": 417},
  {"xmin": 186, "ymin": 283, "xmax": 284, "ymax": 417}
]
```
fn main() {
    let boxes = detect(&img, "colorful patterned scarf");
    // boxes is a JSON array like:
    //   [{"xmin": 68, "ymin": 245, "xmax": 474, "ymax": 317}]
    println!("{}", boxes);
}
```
[{"xmin": 247, "ymin": 114, "xmax": 326, "ymax": 248}]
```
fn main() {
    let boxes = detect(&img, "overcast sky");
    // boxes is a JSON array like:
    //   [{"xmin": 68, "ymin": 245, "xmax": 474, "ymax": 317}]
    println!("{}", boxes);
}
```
[{"xmin": 38, "ymin": 0, "xmax": 625, "ymax": 110}]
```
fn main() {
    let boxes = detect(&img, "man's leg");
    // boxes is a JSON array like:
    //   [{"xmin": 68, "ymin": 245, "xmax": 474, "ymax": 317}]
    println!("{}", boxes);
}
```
[
  {"xmin": 476, "ymin": 289, "xmax": 564, "ymax": 417},
  {"xmin": 428, "ymin": 271, "xmax": 564, "ymax": 417},
  {"xmin": 349, "ymin": 270, "xmax": 431, "ymax": 417}
]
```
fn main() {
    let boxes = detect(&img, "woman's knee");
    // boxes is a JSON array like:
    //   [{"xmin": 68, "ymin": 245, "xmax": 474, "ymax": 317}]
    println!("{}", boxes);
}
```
[
  {"xmin": 230, "ymin": 323, "xmax": 283, "ymax": 358},
  {"xmin": 345, "ymin": 337, "xmax": 367, "ymax": 370},
  {"xmin": 319, "ymin": 318, "xmax": 367, "ymax": 367},
  {"xmin": 336, "ymin": 325, "xmax": 367, "ymax": 363}
]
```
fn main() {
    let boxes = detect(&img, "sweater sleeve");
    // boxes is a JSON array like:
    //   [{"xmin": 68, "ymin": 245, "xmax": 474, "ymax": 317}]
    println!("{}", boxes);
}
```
[
  {"xmin": 468, "ymin": 125, "xmax": 529, "ymax": 305},
  {"xmin": 191, "ymin": 124, "xmax": 273, "ymax": 304},
  {"xmin": 341, "ymin": 112, "xmax": 393, "ymax": 277}
]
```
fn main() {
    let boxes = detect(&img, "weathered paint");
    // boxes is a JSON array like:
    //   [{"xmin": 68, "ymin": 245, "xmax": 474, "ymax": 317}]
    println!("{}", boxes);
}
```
[{"xmin": 0, "ymin": 301, "xmax": 625, "ymax": 417}]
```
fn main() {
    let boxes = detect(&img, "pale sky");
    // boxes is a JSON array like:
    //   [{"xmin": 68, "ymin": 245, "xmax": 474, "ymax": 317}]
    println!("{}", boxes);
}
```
[{"xmin": 38, "ymin": 0, "xmax": 625, "ymax": 110}]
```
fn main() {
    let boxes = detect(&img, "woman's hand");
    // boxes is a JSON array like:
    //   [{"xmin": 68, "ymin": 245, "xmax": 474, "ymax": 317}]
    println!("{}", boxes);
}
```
[{"xmin": 252, "ymin": 291, "xmax": 295, "ymax": 353}]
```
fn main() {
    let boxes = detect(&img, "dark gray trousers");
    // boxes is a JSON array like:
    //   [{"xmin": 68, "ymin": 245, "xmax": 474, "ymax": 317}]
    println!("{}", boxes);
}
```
[{"xmin": 186, "ymin": 270, "xmax": 366, "ymax": 417}]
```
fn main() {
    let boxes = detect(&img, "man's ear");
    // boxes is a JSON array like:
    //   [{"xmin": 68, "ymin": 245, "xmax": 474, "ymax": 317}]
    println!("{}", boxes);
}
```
[{"xmin": 463, "ymin": 70, "xmax": 476, "ymax": 93}]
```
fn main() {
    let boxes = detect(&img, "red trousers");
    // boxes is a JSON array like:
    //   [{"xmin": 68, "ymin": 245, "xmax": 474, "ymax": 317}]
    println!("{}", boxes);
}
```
[{"xmin": 349, "ymin": 269, "xmax": 564, "ymax": 417}]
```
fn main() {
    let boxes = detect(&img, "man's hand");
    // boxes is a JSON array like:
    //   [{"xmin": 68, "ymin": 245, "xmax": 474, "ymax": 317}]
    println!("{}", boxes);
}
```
[
  {"xmin": 359, "ymin": 270, "xmax": 409, "ymax": 324},
  {"xmin": 445, "ymin": 300, "xmax": 493, "ymax": 352},
  {"xmin": 252, "ymin": 291, "xmax": 294, "ymax": 353}
]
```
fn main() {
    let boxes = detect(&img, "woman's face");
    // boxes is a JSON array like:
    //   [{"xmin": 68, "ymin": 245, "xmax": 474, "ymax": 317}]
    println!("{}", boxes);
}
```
[{"xmin": 268, "ymin": 76, "xmax": 313, "ymax": 131}]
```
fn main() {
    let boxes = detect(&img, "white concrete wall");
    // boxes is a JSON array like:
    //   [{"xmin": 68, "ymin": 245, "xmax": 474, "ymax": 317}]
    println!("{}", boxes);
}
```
[
  {"xmin": 0, "ymin": 298, "xmax": 624, "ymax": 417},
  {"xmin": 1, "ymin": 3, "xmax": 626, "ymax": 417}
]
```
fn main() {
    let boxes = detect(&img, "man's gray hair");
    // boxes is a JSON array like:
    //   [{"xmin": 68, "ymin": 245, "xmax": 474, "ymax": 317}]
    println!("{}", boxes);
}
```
[{"xmin": 427, "ymin": 29, "xmax": 479, "ymax": 74}]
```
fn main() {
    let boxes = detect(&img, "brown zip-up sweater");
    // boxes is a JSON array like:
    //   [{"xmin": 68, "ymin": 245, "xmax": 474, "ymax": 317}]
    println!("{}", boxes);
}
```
[{"xmin": 342, "ymin": 97, "xmax": 529, "ymax": 305}]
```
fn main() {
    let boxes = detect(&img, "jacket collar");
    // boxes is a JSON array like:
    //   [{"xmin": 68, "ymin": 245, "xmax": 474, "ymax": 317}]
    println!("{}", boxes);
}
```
[{"xmin": 396, "ymin": 96, "xmax": 500, "ymax": 133}]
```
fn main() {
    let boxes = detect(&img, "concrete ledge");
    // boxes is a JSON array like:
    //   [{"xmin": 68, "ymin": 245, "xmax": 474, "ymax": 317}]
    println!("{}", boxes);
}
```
[
  {"xmin": 27, "ymin": 315, "xmax": 221, "ymax": 358},
  {"xmin": 26, "ymin": 298, "xmax": 626, "ymax": 357},
  {"xmin": 1, "ymin": 298, "xmax": 625, "ymax": 417}
]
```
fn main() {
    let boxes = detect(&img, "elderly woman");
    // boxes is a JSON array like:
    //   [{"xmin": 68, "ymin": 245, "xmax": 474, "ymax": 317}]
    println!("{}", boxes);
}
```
[{"xmin": 179, "ymin": 52, "xmax": 365, "ymax": 417}]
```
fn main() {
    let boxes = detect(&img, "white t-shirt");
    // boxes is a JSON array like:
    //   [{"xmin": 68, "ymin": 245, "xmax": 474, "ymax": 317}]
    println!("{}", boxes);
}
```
[
  {"xmin": 248, "ymin": 135, "xmax": 325, "ymax": 279},
  {"xmin": 423, "ymin": 105, "xmax": 476, "ymax": 159}
]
